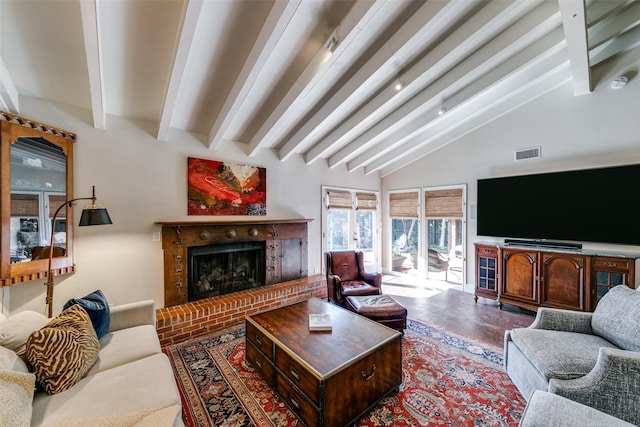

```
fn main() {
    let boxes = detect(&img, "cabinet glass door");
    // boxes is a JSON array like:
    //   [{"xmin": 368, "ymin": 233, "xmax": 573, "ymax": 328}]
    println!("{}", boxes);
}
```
[
  {"xmin": 595, "ymin": 271, "xmax": 625, "ymax": 300},
  {"xmin": 478, "ymin": 256, "xmax": 497, "ymax": 291}
]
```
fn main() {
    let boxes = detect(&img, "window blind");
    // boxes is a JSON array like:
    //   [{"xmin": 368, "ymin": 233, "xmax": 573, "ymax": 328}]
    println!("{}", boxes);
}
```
[
  {"xmin": 49, "ymin": 195, "xmax": 67, "ymax": 218},
  {"xmin": 11, "ymin": 194, "xmax": 39, "ymax": 217},
  {"xmin": 355, "ymin": 192, "xmax": 377, "ymax": 210},
  {"xmin": 326, "ymin": 190, "xmax": 353, "ymax": 209},
  {"xmin": 389, "ymin": 191, "xmax": 418, "ymax": 218},
  {"xmin": 425, "ymin": 189, "xmax": 463, "ymax": 218}
]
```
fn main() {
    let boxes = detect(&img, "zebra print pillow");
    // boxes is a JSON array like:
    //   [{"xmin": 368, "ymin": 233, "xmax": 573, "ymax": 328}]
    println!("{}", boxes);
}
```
[{"xmin": 25, "ymin": 304, "xmax": 100, "ymax": 394}]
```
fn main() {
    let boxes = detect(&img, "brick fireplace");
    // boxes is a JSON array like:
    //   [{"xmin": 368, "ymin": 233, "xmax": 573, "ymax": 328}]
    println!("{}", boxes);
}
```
[{"xmin": 155, "ymin": 219, "xmax": 326, "ymax": 345}]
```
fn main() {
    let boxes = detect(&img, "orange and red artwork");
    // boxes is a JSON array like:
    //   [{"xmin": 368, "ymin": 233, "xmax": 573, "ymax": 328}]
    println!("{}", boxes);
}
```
[{"xmin": 188, "ymin": 157, "xmax": 266, "ymax": 215}]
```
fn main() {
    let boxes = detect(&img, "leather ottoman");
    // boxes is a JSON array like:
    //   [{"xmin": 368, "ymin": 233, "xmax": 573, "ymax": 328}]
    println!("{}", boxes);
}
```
[{"xmin": 345, "ymin": 295, "xmax": 407, "ymax": 332}]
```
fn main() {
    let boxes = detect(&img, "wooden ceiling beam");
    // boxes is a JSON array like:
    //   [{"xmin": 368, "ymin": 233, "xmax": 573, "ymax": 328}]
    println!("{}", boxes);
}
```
[
  {"xmin": 247, "ymin": 0, "xmax": 385, "ymax": 157},
  {"xmin": 157, "ymin": 0, "xmax": 204, "ymax": 141},
  {"xmin": 558, "ymin": 0, "xmax": 591, "ymax": 95},
  {"xmin": 207, "ymin": 0, "xmax": 301, "ymax": 150},
  {"xmin": 277, "ymin": 0, "xmax": 476, "ymax": 162},
  {"xmin": 0, "ymin": 56, "xmax": 19, "ymax": 113},
  {"xmin": 324, "ymin": 0, "xmax": 549, "ymax": 169},
  {"xmin": 79, "ymin": 0, "xmax": 106, "ymax": 129},
  {"xmin": 369, "ymin": 49, "xmax": 571, "ymax": 176}
]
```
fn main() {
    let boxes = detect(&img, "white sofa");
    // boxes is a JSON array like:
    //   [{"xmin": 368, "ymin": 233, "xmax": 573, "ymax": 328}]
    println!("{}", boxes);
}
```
[{"xmin": 1, "ymin": 300, "xmax": 184, "ymax": 427}]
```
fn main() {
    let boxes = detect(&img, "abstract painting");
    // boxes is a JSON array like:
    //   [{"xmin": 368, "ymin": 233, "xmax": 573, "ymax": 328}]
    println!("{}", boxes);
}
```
[{"xmin": 188, "ymin": 157, "xmax": 266, "ymax": 216}]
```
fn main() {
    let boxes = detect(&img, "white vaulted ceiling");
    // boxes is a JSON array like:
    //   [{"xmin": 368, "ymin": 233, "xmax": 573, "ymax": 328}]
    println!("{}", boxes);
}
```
[{"xmin": 1, "ymin": 0, "xmax": 639, "ymax": 177}]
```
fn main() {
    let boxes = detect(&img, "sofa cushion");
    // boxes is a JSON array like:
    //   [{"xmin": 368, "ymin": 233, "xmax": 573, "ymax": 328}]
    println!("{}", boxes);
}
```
[
  {"xmin": 31, "ymin": 353, "xmax": 182, "ymax": 426},
  {"xmin": 0, "ymin": 310, "xmax": 49, "ymax": 357},
  {"xmin": 0, "ymin": 346, "xmax": 29, "ymax": 373},
  {"xmin": 510, "ymin": 328, "xmax": 618, "ymax": 380},
  {"xmin": 340, "ymin": 280, "xmax": 380, "ymax": 297},
  {"xmin": 85, "ymin": 324, "xmax": 162, "ymax": 376},
  {"xmin": 0, "ymin": 369, "xmax": 36, "ymax": 427},
  {"xmin": 592, "ymin": 285, "xmax": 640, "ymax": 352},
  {"xmin": 38, "ymin": 406, "xmax": 181, "ymax": 427},
  {"xmin": 25, "ymin": 305, "xmax": 100, "ymax": 394},
  {"xmin": 63, "ymin": 290, "xmax": 110, "ymax": 339}
]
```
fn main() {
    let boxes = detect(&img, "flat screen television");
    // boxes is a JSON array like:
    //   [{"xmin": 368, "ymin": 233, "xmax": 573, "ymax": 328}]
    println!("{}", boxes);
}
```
[{"xmin": 477, "ymin": 163, "xmax": 640, "ymax": 246}]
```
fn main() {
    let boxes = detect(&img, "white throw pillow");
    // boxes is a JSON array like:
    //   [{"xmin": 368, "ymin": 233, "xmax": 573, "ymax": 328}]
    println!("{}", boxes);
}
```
[
  {"xmin": 0, "ymin": 311, "xmax": 49, "ymax": 356},
  {"xmin": 0, "ymin": 369, "xmax": 36, "ymax": 427},
  {"xmin": 0, "ymin": 346, "xmax": 29, "ymax": 373}
]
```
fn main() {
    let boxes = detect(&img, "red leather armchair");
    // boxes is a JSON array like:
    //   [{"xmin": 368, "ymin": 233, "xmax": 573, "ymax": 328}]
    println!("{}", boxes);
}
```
[{"xmin": 325, "ymin": 250, "xmax": 381, "ymax": 304}]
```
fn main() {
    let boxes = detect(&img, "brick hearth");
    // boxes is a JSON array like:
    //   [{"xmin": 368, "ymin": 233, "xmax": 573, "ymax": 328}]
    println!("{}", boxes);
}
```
[{"xmin": 156, "ymin": 274, "xmax": 326, "ymax": 346}]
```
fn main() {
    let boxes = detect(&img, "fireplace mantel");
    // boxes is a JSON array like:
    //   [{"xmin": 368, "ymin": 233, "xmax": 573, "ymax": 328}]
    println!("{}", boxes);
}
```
[
  {"xmin": 157, "ymin": 219, "xmax": 312, "ymax": 307},
  {"xmin": 156, "ymin": 218, "xmax": 313, "ymax": 227}
]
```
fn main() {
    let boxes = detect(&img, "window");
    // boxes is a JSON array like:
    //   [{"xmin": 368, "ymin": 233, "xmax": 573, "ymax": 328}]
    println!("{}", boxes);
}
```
[
  {"xmin": 387, "ymin": 186, "xmax": 467, "ymax": 288},
  {"xmin": 389, "ymin": 190, "xmax": 419, "ymax": 273},
  {"xmin": 322, "ymin": 187, "xmax": 379, "ymax": 272},
  {"xmin": 10, "ymin": 192, "xmax": 66, "ymax": 262},
  {"xmin": 425, "ymin": 187, "xmax": 465, "ymax": 284}
]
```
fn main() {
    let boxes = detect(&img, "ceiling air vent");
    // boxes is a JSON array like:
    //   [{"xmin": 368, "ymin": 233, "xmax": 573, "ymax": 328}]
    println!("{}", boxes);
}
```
[{"xmin": 514, "ymin": 146, "xmax": 541, "ymax": 161}]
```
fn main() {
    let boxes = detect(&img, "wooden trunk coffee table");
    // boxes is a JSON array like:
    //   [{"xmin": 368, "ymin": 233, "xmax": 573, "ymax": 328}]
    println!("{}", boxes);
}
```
[{"xmin": 245, "ymin": 297, "xmax": 402, "ymax": 427}]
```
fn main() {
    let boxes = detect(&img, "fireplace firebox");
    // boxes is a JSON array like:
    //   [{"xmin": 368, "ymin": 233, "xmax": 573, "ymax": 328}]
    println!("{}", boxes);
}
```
[{"xmin": 188, "ymin": 242, "xmax": 265, "ymax": 301}]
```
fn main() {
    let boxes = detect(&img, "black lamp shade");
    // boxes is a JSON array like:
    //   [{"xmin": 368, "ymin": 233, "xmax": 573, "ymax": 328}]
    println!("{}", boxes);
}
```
[{"xmin": 79, "ymin": 208, "xmax": 113, "ymax": 226}]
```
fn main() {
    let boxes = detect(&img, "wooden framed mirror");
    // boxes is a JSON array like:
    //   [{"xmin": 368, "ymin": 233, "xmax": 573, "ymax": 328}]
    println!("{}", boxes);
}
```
[{"xmin": 0, "ymin": 112, "xmax": 75, "ymax": 286}]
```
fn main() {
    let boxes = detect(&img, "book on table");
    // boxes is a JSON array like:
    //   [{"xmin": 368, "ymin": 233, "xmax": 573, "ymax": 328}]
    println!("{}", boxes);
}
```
[{"xmin": 309, "ymin": 313, "xmax": 332, "ymax": 331}]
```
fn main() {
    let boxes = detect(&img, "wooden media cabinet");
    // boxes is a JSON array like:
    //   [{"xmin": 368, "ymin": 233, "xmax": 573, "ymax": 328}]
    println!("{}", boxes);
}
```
[{"xmin": 475, "ymin": 242, "xmax": 640, "ymax": 312}]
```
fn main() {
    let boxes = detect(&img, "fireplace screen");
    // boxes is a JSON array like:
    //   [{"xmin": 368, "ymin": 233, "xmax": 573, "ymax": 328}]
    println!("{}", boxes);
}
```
[{"xmin": 188, "ymin": 241, "xmax": 266, "ymax": 301}]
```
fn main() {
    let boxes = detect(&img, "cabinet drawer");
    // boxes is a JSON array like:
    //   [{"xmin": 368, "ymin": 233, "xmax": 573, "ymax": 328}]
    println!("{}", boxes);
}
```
[
  {"xmin": 276, "ymin": 372, "xmax": 319, "ymax": 427},
  {"xmin": 592, "ymin": 257, "xmax": 632, "ymax": 271},
  {"xmin": 246, "ymin": 341, "xmax": 275, "ymax": 388},
  {"xmin": 275, "ymin": 347, "xmax": 320, "ymax": 405},
  {"xmin": 476, "ymin": 246, "xmax": 498, "ymax": 257},
  {"xmin": 323, "ymin": 336, "xmax": 402, "ymax": 427},
  {"xmin": 246, "ymin": 321, "xmax": 273, "ymax": 360}
]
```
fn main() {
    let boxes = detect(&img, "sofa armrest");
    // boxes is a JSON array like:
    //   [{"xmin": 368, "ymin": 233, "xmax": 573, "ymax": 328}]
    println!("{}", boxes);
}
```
[
  {"xmin": 549, "ymin": 347, "xmax": 640, "ymax": 425},
  {"xmin": 326, "ymin": 274, "xmax": 341, "ymax": 302},
  {"xmin": 361, "ymin": 271, "xmax": 382, "ymax": 288},
  {"xmin": 529, "ymin": 307, "xmax": 594, "ymax": 334},
  {"xmin": 108, "ymin": 300, "xmax": 156, "ymax": 332}
]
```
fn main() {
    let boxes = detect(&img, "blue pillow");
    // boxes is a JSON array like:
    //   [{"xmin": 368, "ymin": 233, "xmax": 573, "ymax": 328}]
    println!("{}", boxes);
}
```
[{"xmin": 63, "ymin": 290, "xmax": 110, "ymax": 339}]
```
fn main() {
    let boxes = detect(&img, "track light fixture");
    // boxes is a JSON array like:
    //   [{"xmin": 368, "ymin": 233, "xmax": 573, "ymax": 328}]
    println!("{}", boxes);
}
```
[
  {"xmin": 438, "ymin": 102, "xmax": 446, "ymax": 115},
  {"xmin": 394, "ymin": 79, "xmax": 405, "ymax": 91}
]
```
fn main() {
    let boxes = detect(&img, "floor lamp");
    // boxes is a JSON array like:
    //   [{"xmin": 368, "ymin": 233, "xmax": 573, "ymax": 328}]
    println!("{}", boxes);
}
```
[{"xmin": 45, "ymin": 186, "xmax": 112, "ymax": 318}]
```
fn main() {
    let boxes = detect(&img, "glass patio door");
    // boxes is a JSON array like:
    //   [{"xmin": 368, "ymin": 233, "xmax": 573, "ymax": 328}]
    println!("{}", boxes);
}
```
[
  {"xmin": 424, "ymin": 186, "xmax": 466, "ymax": 286},
  {"xmin": 323, "ymin": 188, "xmax": 378, "ymax": 272},
  {"xmin": 389, "ymin": 190, "xmax": 420, "ymax": 274}
]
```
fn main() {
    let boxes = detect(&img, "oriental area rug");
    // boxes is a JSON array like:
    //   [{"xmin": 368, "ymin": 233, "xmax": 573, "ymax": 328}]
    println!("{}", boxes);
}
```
[{"xmin": 163, "ymin": 319, "xmax": 525, "ymax": 427}]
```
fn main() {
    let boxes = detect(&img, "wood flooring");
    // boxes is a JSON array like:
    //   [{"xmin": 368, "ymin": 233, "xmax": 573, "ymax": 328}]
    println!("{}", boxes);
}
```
[{"xmin": 381, "ymin": 276, "xmax": 535, "ymax": 349}]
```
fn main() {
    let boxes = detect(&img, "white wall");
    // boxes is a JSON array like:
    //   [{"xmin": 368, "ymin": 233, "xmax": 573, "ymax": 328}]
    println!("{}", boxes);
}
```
[
  {"xmin": 6, "ymin": 97, "xmax": 380, "ymax": 315},
  {"xmin": 383, "ymin": 60, "xmax": 640, "ymax": 289}
]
